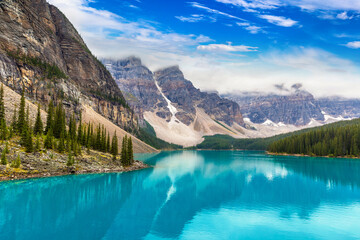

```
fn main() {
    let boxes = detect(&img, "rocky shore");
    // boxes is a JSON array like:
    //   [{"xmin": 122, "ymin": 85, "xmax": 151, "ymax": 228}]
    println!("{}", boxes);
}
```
[{"xmin": 0, "ymin": 141, "xmax": 150, "ymax": 182}]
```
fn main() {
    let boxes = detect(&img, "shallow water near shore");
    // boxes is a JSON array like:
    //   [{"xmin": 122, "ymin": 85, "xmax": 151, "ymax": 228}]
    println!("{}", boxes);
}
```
[{"xmin": 1, "ymin": 150, "xmax": 360, "ymax": 239}]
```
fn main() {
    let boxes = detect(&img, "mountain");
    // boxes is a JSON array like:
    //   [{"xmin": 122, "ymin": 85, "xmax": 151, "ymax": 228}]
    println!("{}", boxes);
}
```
[
  {"xmin": 104, "ymin": 57, "xmax": 245, "ymax": 147},
  {"xmin": 225, "ymin": 88, "xmax": 360, "ymax": 129},
  {"xmin": 0, "ymin": 0, "xmax": 135, "ymax": 129},
  {"xmin": 317, "ymin": 97, "xmax": 360, "ymax": 119},
  {"xmin": 103, "ymin": 57, "xmax": 169, "ymax": 124},
  {"xmin": 0, "ymin": 0, "xmax": 156, "ymax": 153},
  {"xmin": 225, "ymin": 89, "xmax": 324, "ymax": 126}
]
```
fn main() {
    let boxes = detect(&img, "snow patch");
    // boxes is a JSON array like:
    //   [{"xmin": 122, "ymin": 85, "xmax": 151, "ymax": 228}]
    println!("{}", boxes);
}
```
[
  {"xmin": 307, "ymin": 118, "xmax": 317, "ymax": 126},
  {"xmin": 244, "ymin": 117, "xmax": 252, "ymax": 123},
  {"xmin": 154, "ymin": 79, "xmax": 179, "ymax": 125},
  {"xmin": 277, "ymin": 122, "xmax": 286, "ymax": 127},
  {"xmin": 262, "ymin": 119, "xmax": 278, "ymax": 127},
  {"xmin": 324, "ymin": 114, "xmax": 348, "ymax": 122}
]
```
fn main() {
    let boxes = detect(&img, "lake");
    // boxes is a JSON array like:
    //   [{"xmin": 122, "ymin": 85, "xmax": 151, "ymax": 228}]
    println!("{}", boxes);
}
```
[{"xmin": 1, "ymin": 150, "xmax": 360, "ymax": 239}]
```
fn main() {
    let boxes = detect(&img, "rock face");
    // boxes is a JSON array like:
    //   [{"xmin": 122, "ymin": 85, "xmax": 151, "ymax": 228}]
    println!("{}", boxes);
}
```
[
  {"xmin": 104, "ymin": 58, "xmax": 244, "ymax": 146},
  {"xmin": 104, "ymin": 58, "xmax": 244, "ymax": 126},
  {"xmin": 103, "ymin": 57, "xmax": 170, "ymax": 124},
  {"xmin": 226, "ymin": 90, "xmax": 324, "ymax": 126},
  {"xmin": 317, "ymin": 97, "xmax": 360, "ymax": 119},
  {"xmin": 154, "ymin": 66, "xmax": 244, "ymax": 126},
  {"xmin": 0, "ymin": 0, "xmax": 135, "ymax": 129}
]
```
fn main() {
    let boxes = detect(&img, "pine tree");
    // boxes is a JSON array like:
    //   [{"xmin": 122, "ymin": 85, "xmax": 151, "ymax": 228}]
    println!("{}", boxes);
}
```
[
  {"xmin": 127, "ymin": 136, "xmax": 134, "ymax": 165},
  {"xmin": 111, "ymin": 131, "xmax": 118, "ymax": 161},
  {"xmin": 66, "ymin": 133, "xmax": 71, "ymax": 153},
  {"xmin": 53, "ymin": 103, "xmax": 64, "ymax": 138},
  {"xmin": 0, "ymin": 84, "xmax": 5, "ymax": 123},
  {"xmin": 121, "ymin": 135, "xmax": 128, "ymax": 166},
  {"xmin": 20, "ymin": 106, "xmax": 30, "ymax": 147},
  {"xmin": 45, "ymin": 100, "xmax": 54, "ymax": 134},
  {"xmin": 57, "ymin": 131, "xmax": 65, "ymax": 153},
  {"xmin": 34, "ymin": 136, "xmax": 41, "ymax": 153},
  {"xmin": 0, "ymin": 84, "xmax": 7, "ymax": 140},
  {"xmin": 106, "ymin": 134, "xmax": 110, "ymax": 153},
  {"xmin": 25, "ymin": 131, "xmax": 33, "ymax": 153},
  {"xmin": 17, "ymin": 88, "xmax": 26, "ymax": 135},
  {"xmin": 78, "ymin": 113, "xmax": 83, "ymax": 143},
  {"xmin": 44, "ymin": 128, "xmax": 53, "ymax": 149},
  {"xmin": 11, "ymin": 104, "xmax": 17, "ymax": 135},
  {"xmin": 96, "ymin": 124, "xmax": 101, "ymax": 150},
  {"xmin": 1, "ymin": 148, "xmax": 7, "ymax": 165},
  {"xmin": 4, "ymin": 141, "xmax": 9, "ymax": 154},
  {"xmin": 76, "ymin": 141, "xmax": 82, "ymax": 156},
  {"xmin": 34, "ymin": 103, "xmax": 43, "ymax": 135},
  {"xmin": 101, "ymin": 125, "xmax": 106, "ymax": 152},
  {"xmin": 69, "ymin": 114, "xmax": 77, "ymax": 141},
  {"xmin": 67, "ymin": 151, "xmax": 74, "ymax": 166},
  {"xmin": 25, "ymin": 105, "xmax": 30, "ymax": 131},
  {"xmin": 86, "ymin": 123, "xmax": 91, "ymax": 147}
]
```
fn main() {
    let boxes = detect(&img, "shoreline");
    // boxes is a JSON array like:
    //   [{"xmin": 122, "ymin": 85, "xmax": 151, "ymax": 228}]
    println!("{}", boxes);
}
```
[
  {"xmin": 266, "ymin": 151, "xmax": 360, "ymax": 159},
  {"xmin": 0, "ymin": 160, "xmax": 150, "ymax": 182}
]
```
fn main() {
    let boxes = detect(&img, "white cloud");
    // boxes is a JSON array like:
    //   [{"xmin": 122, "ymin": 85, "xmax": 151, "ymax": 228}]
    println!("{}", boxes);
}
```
[
  {"xmin": 197, "ymin": 43, "xmax": 258, "ymax": 52},
  {"xmin": 175, "ymin": 14, "xmax": 216, "ymax": 23},
  {"xmin": 189, "ymin": 2, "xmax": 245, "ymax": 21},
  {"xmin": 262, "ymin": 47, "xmax": 353, "ymax": 72},
  {"xmin": 215, "ymin": 0, "xmax": 360, "ymax": 11},
  {"xmin": 48, "ymin": 0, "xmax": 360, "ymax": 98},
  {"xmin": 236, "ymin": 22, "xmax": 263, "ymax": 34},
  {"xmin": 345, "ymin": 41, "xmax": 360, "ymax": 49},
  {"xmin": 336, "ymin": 11, "xmax": 352, "ymax": 20},
  {"xmin": 259, "ymin": 15, "xmax": 298, "ymax": 27},
  {"xmin": 215, "ymin": 0, "xmax": 281, "ymax": 10},
  {"xmin": 285, "ymin": 0, "xmax": 360, "ymax": 11},
  {"xmin": 48, "ymin": 0, "xmax": 214, "ymax": 56}
]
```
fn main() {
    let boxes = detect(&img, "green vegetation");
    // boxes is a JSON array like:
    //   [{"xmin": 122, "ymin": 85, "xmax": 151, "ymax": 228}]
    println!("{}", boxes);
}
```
[
  {"xmin": 34, "ymin": 104, "xmax": 43, "ymax": 135},
  {"xmin": 196, "ymin": 134, "xmax": 280, "ymax": 150},
  {"xmin": 90, "ymin": 90, "xmax": 129, "ymax": 109},
  {"xmin": 111, "ymin": 131, "xmax": 118, "ymax": 161},
  {"xmin": 6, "ymin": 50, "xmax": 67, "ymax": 80},
  {"xmin": 214, "ymin": 120, "xmax": 236, "ymax": 134},
  {"xmin": 136, "ymin": 120, "xmax": 181, "ymax": 150},
  {"xmin": 67, "ymin": 152, "xmax": 74, "ymax": 166},
  {"xmin": 120, "ymin": 135, "xmax": 134, "ymax": 166},
  {"xmin": 195, "ymin": 123, "xmax": 346, "ymax": 151},
  {"xmin": 0, "ymin": 84, "xmax": 7, "ymax": 140},
  {"xmin": 11, "ymin": 155, "xmax": 21, "ymax": 168},
  {"xmin": 1, "ymin": 148, "xmax": 7, "ymax": 165},
  {"xmin": 0, "ymin": 87, "xmax": 135, "ymax": 168},
  {"xmin": 268, "ymin": 118, "xmax": 360, "ymax": 157}
]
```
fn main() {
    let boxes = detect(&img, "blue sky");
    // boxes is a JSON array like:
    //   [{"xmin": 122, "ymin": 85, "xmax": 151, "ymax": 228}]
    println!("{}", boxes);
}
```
[{"xmin": 48, "ymin": 0, "xmax": 360, "ymax": 97}]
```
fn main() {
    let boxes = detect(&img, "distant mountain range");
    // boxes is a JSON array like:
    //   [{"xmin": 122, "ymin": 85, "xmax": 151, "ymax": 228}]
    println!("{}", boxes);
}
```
[
  {"xmin": 224, "ymin": 89, "xmax": 360, "ymax": 127},
  {"xmin": 103, "ymin": 57, "xmax": 245, "ymax": 146},
  {"xmin": 103, "ymin": 57, "xmax": 360, "ymax": 146}
]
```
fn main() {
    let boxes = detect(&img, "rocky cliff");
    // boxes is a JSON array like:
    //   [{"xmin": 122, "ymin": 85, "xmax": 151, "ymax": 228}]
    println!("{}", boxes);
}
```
[
  {"xmin": 317, "ymin": 97, "xmax": 360, "ymax": 119},
  {"xmin": 154, "ymin": 66, "xmax": 244, "ymax": 127},
  {"xmin": 226, "ymin": 90, "xmax": 324, "ymax": 126},
  {"xmin": 104, "ymin": 57, "xmax": 244, "ymax": 146},
  {"xmin": 103, "ymin": 57, "xmax": 170, "ymax": 124},
  {"xmin": 0, "ymin": 0, "xmax": 135, "ymax": 129}
]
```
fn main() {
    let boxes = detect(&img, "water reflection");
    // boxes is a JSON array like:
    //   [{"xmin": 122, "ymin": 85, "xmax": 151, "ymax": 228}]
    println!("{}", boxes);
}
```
[{"xmin": 1, "ymin": 151, "xmax": 360, "ymax": 239}]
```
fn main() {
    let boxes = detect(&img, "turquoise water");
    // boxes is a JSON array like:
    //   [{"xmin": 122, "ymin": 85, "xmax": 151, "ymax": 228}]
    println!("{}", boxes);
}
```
[{"xmin": 1, "ymin": 151, "xmax": 360, "ymax": 240}]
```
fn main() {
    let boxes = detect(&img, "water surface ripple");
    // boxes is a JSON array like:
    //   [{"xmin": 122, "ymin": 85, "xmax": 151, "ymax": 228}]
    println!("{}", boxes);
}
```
[{"xmin": 1, "ymin": 151, "xmax": 360, "ymax": 239}]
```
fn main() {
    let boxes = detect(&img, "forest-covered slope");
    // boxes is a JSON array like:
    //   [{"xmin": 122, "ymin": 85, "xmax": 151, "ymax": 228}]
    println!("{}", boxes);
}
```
[
  {"xmin": 268, "ymin": 118, "xmax": 360, "ymax": 157},
  {"xmin": 196, "ymin": 119, "xmax": 360, "ymax": 155}
]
